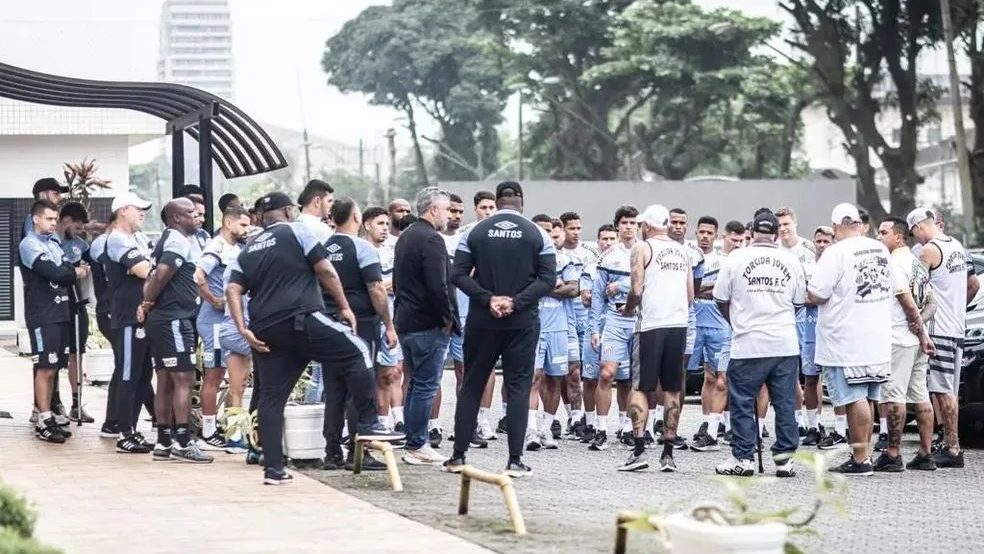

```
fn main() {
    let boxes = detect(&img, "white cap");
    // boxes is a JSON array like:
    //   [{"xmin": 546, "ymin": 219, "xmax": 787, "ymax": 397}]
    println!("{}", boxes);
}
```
[
  {"xmin": 640, "ymin": 204, "xmax": 670, "ymax": 228},
  {"xmin": 905, "ymin": 207, "xmax": 934, "ymax": 230},
  {"xmin": 830, "ymin": 203, "xmax": 861, "ymax": 224},
  {"xmin": 111, "ymin": 192, "xmax": 152, "ymax": 213}
]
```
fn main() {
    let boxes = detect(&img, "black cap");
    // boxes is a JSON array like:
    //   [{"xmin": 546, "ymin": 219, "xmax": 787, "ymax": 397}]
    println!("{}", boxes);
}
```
[
  {"xmin": 177, "ymin": 184, "xmax": 203, "ymax": 198},
  {"xmin": 33, "ymin": 177, "xmax": 68, "ymax": 196},
  {"xmin": 257, "ymin": 192, "xmax": 294, "ymax": 213},
  {"xmin": 495, "ymin": 181, "xmax": 523, "ymax": 199},
  {"xmin": 752, "ymin": 211, "xmax": 779, "ymax": 234}
]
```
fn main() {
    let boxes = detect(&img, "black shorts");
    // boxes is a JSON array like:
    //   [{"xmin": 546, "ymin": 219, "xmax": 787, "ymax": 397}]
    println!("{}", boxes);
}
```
[
  {"xmin": 29, "ymin": 323, "xmax": 70, "ymax": 370},
  {"xmin": 67, "ymin": 307, "xmax": 90, "ymax": 354},
  {"xmin": 356, "ymin": 316, "xmax": 380, "ymax": 366},
  {"xmin": 632, "ymin": 327, "xmax": 687, "ymax": 393},
  {"xmin": 147, "ymin": 318, "xmax": 198, "ymax": 372},
  {"xmin": 116, "ymin": 324, "xmax": 154, "ymax": 382}
]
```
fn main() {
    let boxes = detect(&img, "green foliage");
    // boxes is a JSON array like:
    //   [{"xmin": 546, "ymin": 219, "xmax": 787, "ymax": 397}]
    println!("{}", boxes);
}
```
[
  {"xmin": 0, "ymin": 486, "xmax": 35, "ymax": 539},
  {"xmin": 0, "ymin": 529, "xmax": 62, "ymax": 554},
  {"xmin": 63, "ymin": 158, "xmax": 112, "ymax": 216}
]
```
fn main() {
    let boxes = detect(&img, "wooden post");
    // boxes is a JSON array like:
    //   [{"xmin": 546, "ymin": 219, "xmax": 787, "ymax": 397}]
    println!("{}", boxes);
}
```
[
  {"xmin": 614, "ymin": 511, "xmax": 646, "ymax": 554},
  {"xmin": 353, "ymin": 439, "xmax": 403, "ymax": 491},
  {"xmin": 457, "ymin": 466, "xmax": 527, "ymax": 535}
]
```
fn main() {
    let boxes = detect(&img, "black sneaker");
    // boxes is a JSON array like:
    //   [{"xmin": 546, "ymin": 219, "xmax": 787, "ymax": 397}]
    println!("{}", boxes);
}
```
[
  {"xmin": 617, "ymin": 452, "xmax": 649, "ymax": 472},
  {"xmin": 264, "ymin": 467, "xmax": 294, "ymax": 485},
  {"xmin": 470, "ymin": 434, "xmax": 489, "ymax": 449},
  {"xmin": 579, "ymin": 425, "xmax": 596, "ymax": 444},
  {"xmin": 653, "ymin": 419, "xmax": 664, "ymax": 436},
  {"xmin": 588, "ymin": 430, "xmax": 608, "ymax": 451},
  {"xmin": 505, "ymin": 460, "xmax": 533, "ymax": 478},
  {"xmin": 905, "ymin": 452, "xmax": 937, "ymax": 471},
  {"xmin": 873, "ymin": 452, "xmax": 903, "ymax": 473},
  {"xmin": 658, "ymin": 453, "xmax": 677, "ymax": 472},
  {"xmin": 394, "ymin": 421, "xmax": 405, "ymax": 434},
  {"xmin": 801, "ymin": 428, "xmax": 822, "ymax": 446},
  {"xmin": 428, "ymin": 427, "xmax": 443, "ymax": 448},
  {"xmin": 722, "ymin": 429, "xmax": 733, "ymax": 445},
  {"xmin": 496, "ymin": 417, "xmax": 507, "ymax": 434},
  {"xmin": 817, "ymin": 430, "xmax": 846, "ymax": 450},
  {"xmin": 133, "ymin": 432, "xmax": 154, "ymax": 449},
  {"xmin": 550, "ymin": 419, "xmax": 562, "ymax": 440},
  {"xmin": 69, "ymin": 405, "xmax": 95, "ymax": 424},
  {"xmin": 200, "ymin": 432, "xmax": 228, "ymax": 452},
  {"xmin": 657, "ymin": 435, "xmax": 688, "ymax": 450},
  {"xmin": 99, "ymin": 422, "xmax": 118, "ymax": 439},
  {"xmin": 619, "ymin": 431, "xmax": 634, "ymax": 447},
  {"xmin": 566, "ymin": 419, "xmax": 586, "ymax": 441},
  {"xmin": 443, "ymin": 456, "xmax": 466, "ymax": 473},
  {"xmin": 717, "ymin": 422, "xmax": 726, "ymax": 439},
  {"xmin": 798, "ymin": 425, "xmax": 808, "ymax": 438},
  {"xmin": 116, "ymin": 433, "xmax": 152, "ymax": 454},
  {"xmin": 933, "ymin": 449, "xmax": 964, "ymax": 469},
  {"xmin": 321, "ymin": 452, "xmax": 346, "ymax": 470},
  {"xmin": 245, "ymin": 447, "xmax": 263, "ymax": 466},
  {"xmin": 873, "ymin": 433, "xmax": 888, "ymax": 452},
  {"xmin": 644, "ymin": 431, "xmax": 656, "ymax": 447},
  {"xmin": 153, "ymin": 443, "xmax": 173, "ymax": 461},
  {"xmin": 690, "ymin": 426, "xmax": 720, "ymax": 452},
  {"xmin": 346, "ymin": 449, "xmax": 387, "ymax": 471},
  {"xmin": 931, "ymin": 435, "xmax": 946, "ymax": 454},
  {"xmin": 35, "ymin": 419, "xmax": 66, "ymax": 444},
  {"xmin": 829, "ymin": 457, "xmax": 873, "ymax": 476},
  {"xmin": 356, "ymin": 424, "xmax": 406, "ymax": 443}
]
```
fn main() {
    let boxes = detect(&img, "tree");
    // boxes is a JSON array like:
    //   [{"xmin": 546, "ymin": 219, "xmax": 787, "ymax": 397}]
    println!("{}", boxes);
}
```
[
  {"xmin": 949, "ymin": 0, "xmax": 984, "ymax": 233},
  {"xmin": 322, "ymin": 0, "xmax": 507, "ymax": 184},
  {"xmin": 588, "ymin": 1, "xmax": 807, "ymax": 180},
  {"xmin": 782, "ymin": 0, "xmax": 943, "ymax": 220}
]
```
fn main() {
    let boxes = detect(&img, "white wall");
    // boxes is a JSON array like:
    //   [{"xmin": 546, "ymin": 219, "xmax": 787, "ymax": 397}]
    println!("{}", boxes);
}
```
[{"xmin": 0, "ymin": 135, "xmax": 132, "ymax": 197}]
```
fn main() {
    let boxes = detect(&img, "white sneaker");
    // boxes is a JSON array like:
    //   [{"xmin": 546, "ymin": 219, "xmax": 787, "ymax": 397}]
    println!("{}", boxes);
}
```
[
  {"xmin": 714, "ymin": 456, "xmax": 755, "ymax": 477},
  {"xmin": 477, "ymin": 423, "xmax": 496, "ymax": 441},
  {"xmin": 539, "ymin": 431, "xmax": 559, "ymax": 450},
  {"xmin": 402, "ymin": 444, "xmax": 446, "ymax": 465},
  {"xmin": 525, "ymin": 429, "xmax": 541, "ymax": 451}
]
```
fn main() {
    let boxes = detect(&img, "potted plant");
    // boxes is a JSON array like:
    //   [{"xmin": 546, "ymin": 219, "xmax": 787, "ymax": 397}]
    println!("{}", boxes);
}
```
[
  {"xmin": 63, "ymin": 158, "xmax": 111, "ymax": 215},
  {"xmin": 618, "ymin": 452, "xmax": 846, "ymax": 554},
  {"xmin": 283, "ymin": 364, "xmax": 326, "ymax": 460},
  {"xmin": 84, "ymin": 313, "xmax": 114, "ymax": 385}
]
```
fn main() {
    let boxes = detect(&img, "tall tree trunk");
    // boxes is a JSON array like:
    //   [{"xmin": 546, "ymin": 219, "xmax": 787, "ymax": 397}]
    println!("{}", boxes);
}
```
[
  {"xmin": 404, "ymin": 103, "xmax": 429, "ymax": 187},
  {"xmin": 968, "ymin": 41, "xmax": 984, "ymax": 234}
]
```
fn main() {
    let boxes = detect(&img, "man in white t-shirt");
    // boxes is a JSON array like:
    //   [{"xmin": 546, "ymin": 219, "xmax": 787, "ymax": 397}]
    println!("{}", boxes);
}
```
[
  {"xmin": 808, "ymin": 203, "xmax": 897, "ymax": 477},
  {"xmin": 713, "ymin": 211, "xmax": 805, "ymax": 478},
  {"xmin": 875, "ymin": 216, "xmax": 937, "ymax": 472}
]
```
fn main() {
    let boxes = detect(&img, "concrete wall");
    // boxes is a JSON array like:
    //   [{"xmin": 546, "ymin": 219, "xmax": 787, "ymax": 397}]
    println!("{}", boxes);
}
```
[
  {"xmin": 440, "ymin": 179, "xmax": 857, "ymax": 239},
  {"xmin": 0, "ymin": 135, "xmax": 133, "ymax": 197}
]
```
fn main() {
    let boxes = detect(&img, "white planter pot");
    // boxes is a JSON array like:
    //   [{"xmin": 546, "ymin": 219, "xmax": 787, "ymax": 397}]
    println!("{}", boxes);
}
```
[
  {"xmin": 283, "ymin": 403, "xmax": 326, "ymax": 460},
  {"xmin": 85, "ymin": 349, "xmax": 115, "ymax": 385},
  {"xmin": 241, "ymin": 387, "xmax": 253, "ymax": 411},
  {"xmin": 18, "ymin": 328, "xmax": 31, "ymax": 355},
  {"xmin": 663, "ymin": 513, "xmax": 788, "ymax": 554}
]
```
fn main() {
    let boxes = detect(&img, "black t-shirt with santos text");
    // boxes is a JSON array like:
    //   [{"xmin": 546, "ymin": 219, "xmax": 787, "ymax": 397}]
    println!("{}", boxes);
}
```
[
  {"xmin": 146, "ymin": 228, "xmax": 201, "ymax": 323},
  {"xmin": 105, "ymin": 230, "xmax": 154, "ymax": 329},
  {"xmin": 228, "ymin": 222, "xmax": 328, "ymax": 333},
  {"xmin": 323, "ymin": 232, "xmax": 382, "ymax": 320}
]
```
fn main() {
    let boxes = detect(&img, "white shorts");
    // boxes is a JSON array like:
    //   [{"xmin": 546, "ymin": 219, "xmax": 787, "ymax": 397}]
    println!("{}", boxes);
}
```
[{"xmin": 882, "ymin": 343, "xmax": 929, "ymax": 404}]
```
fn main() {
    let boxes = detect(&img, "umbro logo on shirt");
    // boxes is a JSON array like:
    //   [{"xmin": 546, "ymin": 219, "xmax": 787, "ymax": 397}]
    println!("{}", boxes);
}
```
[
  {"xmin": 327, "ymin": 243, "xmax": 342, "ymax": 253},
  {"xmin": 254, "ymin": 233, "xmax": 272, "ymax": 243},
  {"xmin": 488, "ymin": 219, "xmax": 523, "ymax": 239},
  {"xmin": 494, "ymin": 221, "xmax": 518, "ymax": 230}
]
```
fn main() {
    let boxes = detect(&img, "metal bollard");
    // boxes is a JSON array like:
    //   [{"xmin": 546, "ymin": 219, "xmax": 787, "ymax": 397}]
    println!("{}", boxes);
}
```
[
  {"xmin": 352, "ymin": 439, "xmax": 403, "ymax": 492},
  {"xmin": 457, "ymin": 465, "xmax": 526, "ymax": 535}
]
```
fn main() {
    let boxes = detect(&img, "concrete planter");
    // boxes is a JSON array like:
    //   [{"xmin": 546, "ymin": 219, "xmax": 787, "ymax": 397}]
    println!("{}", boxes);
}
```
[
  {"xmin": 662, "ymin": 513, "xmax": 788, "ymax": 554},
  {"xmin": 283, "ymin": 403, "xmax": 325, "ymax": 460},
  {"xmin": 85, "ymin": 349, "xmax": 115, "ymax": 385}
]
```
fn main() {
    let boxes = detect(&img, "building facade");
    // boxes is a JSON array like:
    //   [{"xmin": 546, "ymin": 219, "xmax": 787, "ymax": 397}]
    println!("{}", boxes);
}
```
[{"xmin": 157, "ymin": 0, "xmax": 234, "ymax": 100}]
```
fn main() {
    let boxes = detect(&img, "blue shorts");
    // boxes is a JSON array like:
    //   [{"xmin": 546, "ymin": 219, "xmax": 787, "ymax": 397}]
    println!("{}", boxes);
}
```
[
  {"xmin": 598, "ymin": 325, "xmax": 633, "ymax": 381},
  {"xmin": 378, "ymin": 326, "xmax": 403, "ymax": 366},
  {"xmin": 718, "ymin": 338, "xmax": 731, "ymax": 372},
  {"xmin": 446, "ymin": 331, "xmax": 464, "ymax": 363},
  {"xmin": 821, "ymin": 366, "xmax": 882, "ymax": 407},
  {"xmin": 567, "ymin": 318, "xmax": 582, "ymax": 362},
  {"xmin": 537, "ymin": 330, "xmax": 569, "ymax": 377},
  {"xmin": 687, "ymin": 326, "xmax": 730, "ymax": 372},
  {"xmin": 582, "ymin": 328, "xmax": 601, "ymax": 379},
  {"xmin": 197, "ymin": 320, "xmax": 224, "ymax": 369},
  {"xmin": 218, "ymin": 322, "xmax": 249, "ymax": 365},
  {"xmin": 800, "ymin": 341, "xmax": 818, "ymax": 376}
]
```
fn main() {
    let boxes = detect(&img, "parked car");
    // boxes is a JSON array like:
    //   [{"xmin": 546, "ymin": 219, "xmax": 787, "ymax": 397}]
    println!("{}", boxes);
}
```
[{"xmin": 958, "ymin": 252, "xmax": 984, "ymax": 447}]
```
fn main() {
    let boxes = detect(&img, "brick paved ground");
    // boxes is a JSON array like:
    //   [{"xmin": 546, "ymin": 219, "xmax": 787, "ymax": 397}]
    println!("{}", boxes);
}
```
[
  {"xmin": 304, "ymin": 371, "xmax": 984, "ymax": 554},
  {"xmin": 0, "ymin": 349, "xmax": 491, "ymax": 554}
]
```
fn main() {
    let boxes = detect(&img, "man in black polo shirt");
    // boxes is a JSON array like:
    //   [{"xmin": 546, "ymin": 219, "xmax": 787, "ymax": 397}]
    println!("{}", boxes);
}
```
[
  {"xmin": 324, "ymin": 197, "xmax": 397, "ymax": 469},
  {"xmin": 20, "ymin": 200, "xmax": 84, "ymax": 443},
  {"xmin": 140, "ymin": 198, "xmax": 211, "ymax": 464},
  {"xmin": 226, "ymin": 192, "xmax": 402, "ymax": 485},
  {"xmin": 447, "ymin": 181, "xmax": 556, "ymax": 477}
]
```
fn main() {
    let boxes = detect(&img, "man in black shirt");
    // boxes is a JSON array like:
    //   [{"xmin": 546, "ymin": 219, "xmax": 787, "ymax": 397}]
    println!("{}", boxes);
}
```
[
  {"xmin": 105, "ymin": 193, "xmax": 156, "ymax": 453},
  {"xmin": 324, "ymin": 198, "xmax": 397, "ymax": 469},
  {"xmin": 448, "ymin": 181, "xmax": 556, "ymax": 477},
  {"xmin": 140, "ymin": 198, "xmax": 211, "ymax": 464},
  {"xmin": 20, "ymin": 200, "xmax": 85, "ymax": 443},
  {"xmin": 393, "ymin": 187, "xmax": 459, "ymax": 465},
  {"xmin": 226, "ymin": 192, "xmax": 402, "ymax": 485}
]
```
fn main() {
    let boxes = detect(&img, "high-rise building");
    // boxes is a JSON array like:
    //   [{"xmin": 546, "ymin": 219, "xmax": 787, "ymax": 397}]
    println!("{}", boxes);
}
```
[{"xmin": 157, "ymin": 0, "xmax": 234, "ymax": 100}]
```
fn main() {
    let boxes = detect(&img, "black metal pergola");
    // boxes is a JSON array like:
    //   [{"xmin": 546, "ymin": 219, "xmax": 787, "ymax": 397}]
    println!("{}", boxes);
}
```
[{"xmin": 0, "ymin": 62, "xmax": 287, "ymax": 231}]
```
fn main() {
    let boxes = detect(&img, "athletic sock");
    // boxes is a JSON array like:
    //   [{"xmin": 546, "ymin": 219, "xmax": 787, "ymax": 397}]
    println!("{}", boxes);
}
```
[
  {"xmin": 646, "ymin": 409, "xmax": 657, "ymax": 434},
  {"xmin": 835, "ymin": 415, "xmax": 847, "ymax": 436},
  {"xmin": 38, "ymin": 411, "xmax": 53, "ymax": 427},
  {"xmin": 722, "ymin": 411, "xmax": 731, "ymax": 432},
  {"xmin": 795, "ymin": 409, "xmax": 805, "ymax": 428},
  {"xmin": 596, "ymin": 414, "xmax": 608, "ymax": 433},
  {"xmin": 619, "ymin": 411, "xmax": 629, "ymax": 431},
  {"xmin": 392, "ymin": 406, "xmax": 405, "ymax": 424},
  {"xmin": 202, "ymin": 415, "xmax": 217, "ymax": 438},
  {"xmin": 539, "ymin": 411, "xmax": 553, "ymax": 433},
  {"xmin": 662, "ymin": 441, "xmax": 673, "ymax": 458},
  {"xmin": 879, "ymin": 417, "xmax": 888, "ymax": 434},
  {"xmin": 562, "ymin": 403, "xmax": 571, "ymax": 420},
  {"xmin": 633, "ymin": 437, "xmax": 646, "ymax": 457},
  {"xmin": 478, "ymin": 407, "xmax": 490, "ymax": 426},
  {"xmin": 428, "ymin": 419, "xmax": 439, "ymax": 432},
  {"xmin": 157, "ymin": 425, "xmax": 172, "ymax": 447},
  {"xmin": 806, "ymin": 409, "xmax": 819, "ymax": 430},
  {"xmin": 528, "ymin": 410, "xmax": 538, "ymax": 433},
  {"xmin": 758, "ymin": 419, "xmax": 766, "ymax": 438},
  {"xmin": 174, "ymin": 424, "xmax": 191, "ymax": 447},
  {"xmin": 571, "ymin": 409, "xmax": 584, "ymax": 423},
  {"xmin": 379, "ymin": 414, "xmax": 394, "ymax": 430},
  {"xmin": 655, "ymin": 405, "xmax": 664, "ymax": 422},
  {"xmin": 708, "ymin": 413, "xmax": 721, "ymax": 432}
]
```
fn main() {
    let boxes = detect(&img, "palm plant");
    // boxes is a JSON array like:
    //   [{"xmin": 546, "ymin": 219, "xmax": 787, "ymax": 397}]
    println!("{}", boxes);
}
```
[{"xmin": 63, "ymin": 158, "xmax": 112, "ymax": 214}]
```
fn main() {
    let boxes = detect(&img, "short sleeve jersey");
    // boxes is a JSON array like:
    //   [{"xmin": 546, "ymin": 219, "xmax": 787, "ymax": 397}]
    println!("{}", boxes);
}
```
[
  {"xmin": 197, "ymin": 236, "xmax": 241, "ymax": 325},
  {"xmin": 19, "ymin": 232, "xmax": 73, "ymax": 327},
  {"xmin": 562, "ymin": 242, "xmax": 599, "ymax": 323},
  {"xmin": 105, "ymin": 230, "xmax": 152, "ymax": 329},
  {"xmin": 590, "ymin": 242, "xmax": 635, "ymax": 332},
  {"xmin": 229, "ymin": 222, "xmax": 328, "ymax": 333},
  {"xmin": 323, "ymin": 232, "xmax": 382, "ymax": 320},
  {"xmin": 89, "ymin": 233, "xmax": 112, "ymax": 315},
  {"xmin": 147, "ymin": 228, "xmax": 201, "ymax": 322},
  {"xmin": 539, "ymin": 250, "xmax": 573, "ymax": 333},
  {"xmin": 694, "ymin": 247, "xmax": 729, "ymax": 329}
]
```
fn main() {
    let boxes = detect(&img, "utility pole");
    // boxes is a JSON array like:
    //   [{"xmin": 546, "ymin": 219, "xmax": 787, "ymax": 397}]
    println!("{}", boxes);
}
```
[
  {"xmin": 384, "ymin": 128, "xmax": 396, "ymax": 203},
  {"xmin": 517, "ymin": 91, "xmax": 524, "ymax": 180},
  {"xmin": 302, "ymin": 127, "xmax": 312, "ymax": 184},
  {"xmin": 940, "ymin": 0, "xmax": 977, "ymax": 242}
]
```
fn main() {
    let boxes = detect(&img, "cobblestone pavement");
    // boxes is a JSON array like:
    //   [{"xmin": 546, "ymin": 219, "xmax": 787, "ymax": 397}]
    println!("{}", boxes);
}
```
[{"xmin": 303, "ymin": 372, "xmax": 984, "ymax": 554}]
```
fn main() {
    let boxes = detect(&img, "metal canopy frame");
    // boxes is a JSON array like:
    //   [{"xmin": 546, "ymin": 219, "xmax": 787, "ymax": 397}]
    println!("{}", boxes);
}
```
[{"xmin": 0, "ymin": 62, "xmax": 288, "ymax": 231}]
